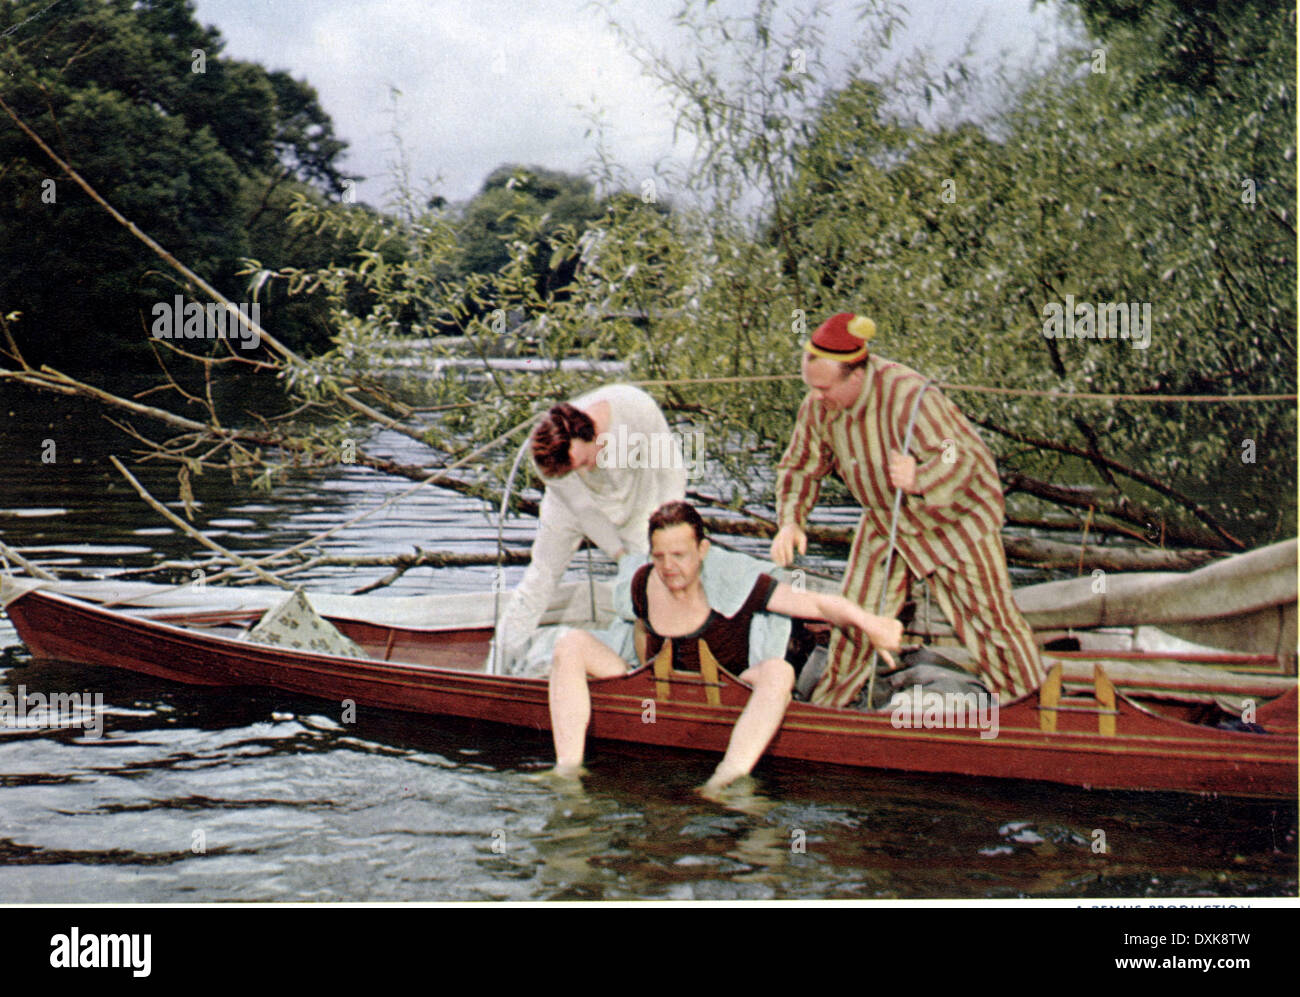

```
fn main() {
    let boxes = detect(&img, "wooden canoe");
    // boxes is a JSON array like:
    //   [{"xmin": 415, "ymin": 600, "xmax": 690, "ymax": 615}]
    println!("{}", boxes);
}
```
[{"xmin": 2, "ymin": 578, "xmax": 1294, "ymax": 799}]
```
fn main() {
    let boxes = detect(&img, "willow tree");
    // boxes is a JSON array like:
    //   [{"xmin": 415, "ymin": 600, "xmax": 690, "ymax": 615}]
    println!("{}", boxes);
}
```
[
  {"xmin": 5, "ymin": 0, "xmax": 1290, "ymax": 584},
  {"xmin": 209, "ymin": 0, "xmax": 1295, "ymax": 550},
  {"xmin": 778, "ymin": 0, "xmax": 1296, "ymax": 547}
]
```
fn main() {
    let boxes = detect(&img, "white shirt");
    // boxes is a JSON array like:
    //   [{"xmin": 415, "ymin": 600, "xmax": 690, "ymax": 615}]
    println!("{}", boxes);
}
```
[{"xmin": 495, "ymin": 384, "xmax": 687, "ymax": 667}]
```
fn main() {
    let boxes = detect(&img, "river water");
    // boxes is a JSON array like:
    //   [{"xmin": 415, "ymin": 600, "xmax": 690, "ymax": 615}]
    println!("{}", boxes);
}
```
[{"xmin": 0, "ymin": 379, "xmax": 1294, "ymax": 902}]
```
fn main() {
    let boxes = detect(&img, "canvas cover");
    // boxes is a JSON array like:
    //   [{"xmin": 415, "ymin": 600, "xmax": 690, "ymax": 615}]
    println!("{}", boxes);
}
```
[{"xmin": 242, "ymin": 588, "xmax": 367, "ymax": 658}]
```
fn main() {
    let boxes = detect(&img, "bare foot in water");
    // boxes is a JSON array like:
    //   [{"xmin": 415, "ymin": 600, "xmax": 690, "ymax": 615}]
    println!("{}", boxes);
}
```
[
  {"xmin": 699, "ymin": 764, "xmax": 746, "ymax": 798},
  {"xmin": 696, "ymin": 774, "xmax": 774, "ymax": 815},
  {"xmin": 524, "ymin": 763, "xmax": 587, "ymax": 785},
  {"xmin": 548, "ymin": 762, "xmax": 587, "ymax": 781}
]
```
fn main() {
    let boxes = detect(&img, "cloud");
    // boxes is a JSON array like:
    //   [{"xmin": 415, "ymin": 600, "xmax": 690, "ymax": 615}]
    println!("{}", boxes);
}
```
[
  {"xmin": 194, "ymin": 0, "xmax": 681, "ymax": 206},
  {"xmin": 192, "ymin": 0, "xmax": 1065, "ymax": 208}
]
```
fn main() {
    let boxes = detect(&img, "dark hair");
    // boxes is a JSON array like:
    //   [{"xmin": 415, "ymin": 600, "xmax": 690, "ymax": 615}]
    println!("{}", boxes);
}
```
[
  {"xmin": 648, "ymin": 500, "xmax": 706, "ymax": 545},
  {"xmin": 532, "ymin": 402, "xmax": 596, "ymax": 477}
]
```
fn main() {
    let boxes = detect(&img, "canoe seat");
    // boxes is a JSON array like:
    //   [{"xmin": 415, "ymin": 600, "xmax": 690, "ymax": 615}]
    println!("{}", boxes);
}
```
[
  {"xmin": 1037, "ymin": 661, "xmax": 1118, "ymax": 735},
  {"xmin": 635, "ymin": 619, "xmax": 725, "ymax": 706}
]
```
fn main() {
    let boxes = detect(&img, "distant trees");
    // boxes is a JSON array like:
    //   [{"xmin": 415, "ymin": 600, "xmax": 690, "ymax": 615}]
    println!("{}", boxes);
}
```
[
  {"xmin": 455, "ymin": 165, "xmax": 604, "ymax": 287},
  {"xmin": 420, "ymin": 163, "xmax": 610, "ymax": 336},
  {"xmin": 0, "ymin": 0, "xmax": 358, "ymax": 367}
]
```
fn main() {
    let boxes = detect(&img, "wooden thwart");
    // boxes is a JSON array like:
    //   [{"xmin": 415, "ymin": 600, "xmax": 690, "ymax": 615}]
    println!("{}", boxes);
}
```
[
  {"xmin": 652, "ymin": 641, "xmax": 673, "ymax": 702},
  {"xmin": 1038, "ymin": 661, "xmax": 1119, "ymax": 735},
  {"xmin": 697, "ymin": 641, "xmax": 723, "ymax": 707},
  {"xmin": 636, "ymin": 620, "xmax": 724, "ymax": 706}
]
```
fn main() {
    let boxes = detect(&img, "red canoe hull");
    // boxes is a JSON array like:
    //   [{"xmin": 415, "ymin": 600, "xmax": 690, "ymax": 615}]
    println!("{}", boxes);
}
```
[{"xmin": 5, "ymin": 588, "xmax": 1296, "ymax": 798}]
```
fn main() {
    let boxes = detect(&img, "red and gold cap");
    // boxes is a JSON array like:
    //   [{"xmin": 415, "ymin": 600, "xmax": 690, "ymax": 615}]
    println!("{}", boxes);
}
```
[{"xmin": 806, "ymin": 311, "xmax": 876, "ymax": 363}]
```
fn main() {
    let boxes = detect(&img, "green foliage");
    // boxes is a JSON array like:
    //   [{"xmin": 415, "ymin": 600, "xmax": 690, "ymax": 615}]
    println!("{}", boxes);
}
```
[
  {"xmin": 588, "ymin": 0, "xmax": 1294, "ymax": 543},
  {"xmin": 777, "ymin": 0, "xmax": 1297, "ymax": 543},
  {"xmin": 0, "ymin": 0, "xmax": 358, "ymax": 368},
  {"xmin": 452, "ymin": 164, "xmax": 606, "ymax": 300},
  {"xmin": 214, "ymin": 0, "xmax": 1294, "ymax": 546}
]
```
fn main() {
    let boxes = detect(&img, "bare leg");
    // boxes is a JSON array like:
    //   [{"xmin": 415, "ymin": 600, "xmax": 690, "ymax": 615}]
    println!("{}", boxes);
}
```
[
  {"xmin": 703, "ymin": 658, "xmax": 796, "ymax": 792},
  {"xmin": 548, "ymin": 629, "xmax": 630, "ymax": 775}
]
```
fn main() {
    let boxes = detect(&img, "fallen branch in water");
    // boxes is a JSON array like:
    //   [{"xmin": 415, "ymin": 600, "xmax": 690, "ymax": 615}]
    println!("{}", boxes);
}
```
[
  {"xmin": 315, "ymin": 548, "xmax": 533, "ymax": 594},
  {"xmin": 5, "ymin": 365, "xmax": 1230, "ymax": 581},
  {"xmin": 686, "ymin": 515, "xmax": 1218, "ymax": 572},
  {"xmin": 1000, "ymin": 470, "xmax": 1236, "ymax": 552},
  {"xmin": 975, "ymin": 417, "xmax": 1245, "ymax": 551},
  {"xmin": 108, "ymin": 455, "xmax": 293, "ymax": 590},
  {"xmin": 101, "ymin": 549, "xmax": 534, "ymax": 585},
  {"xmin": 0, "ymin": 539, "xmax": 59, "ymax": 580},
  {"xmin": 347, "ymin": 461, "xmax": 1222, "ymax": 573}
]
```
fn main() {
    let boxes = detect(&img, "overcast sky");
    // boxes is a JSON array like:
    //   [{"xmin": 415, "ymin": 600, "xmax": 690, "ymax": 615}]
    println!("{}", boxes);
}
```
[{"xmin": 189, "ymin": 0, "xmax": 1075, "ymax": 209}]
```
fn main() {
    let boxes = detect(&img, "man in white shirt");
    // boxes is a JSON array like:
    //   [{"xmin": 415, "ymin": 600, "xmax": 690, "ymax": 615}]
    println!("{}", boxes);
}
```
[{"xmin": 495, "ymin": 384, "xmax": 687, "ymax": 671}]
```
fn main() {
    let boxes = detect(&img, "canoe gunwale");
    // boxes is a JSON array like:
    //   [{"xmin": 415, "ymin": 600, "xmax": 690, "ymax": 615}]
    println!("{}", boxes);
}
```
[{"xmin": 3, "ymin": 586, "xmax": 1296, "ymax": 798}]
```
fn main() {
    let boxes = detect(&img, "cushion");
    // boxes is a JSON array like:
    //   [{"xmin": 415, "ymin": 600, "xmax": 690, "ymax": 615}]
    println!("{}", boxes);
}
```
[{"xmin": 243, "ymin": 588, "xmax": 367, "ymax": 658}]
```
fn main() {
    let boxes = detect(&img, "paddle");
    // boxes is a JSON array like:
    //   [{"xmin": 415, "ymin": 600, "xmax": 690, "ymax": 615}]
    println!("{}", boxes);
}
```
[{"xmin": 861, "ymin": 379, "xmax": 933, "ymax": 710}]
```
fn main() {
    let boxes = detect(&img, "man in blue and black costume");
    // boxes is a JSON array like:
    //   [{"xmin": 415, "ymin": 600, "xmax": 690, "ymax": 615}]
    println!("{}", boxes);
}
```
[{"xmin": 547, "ymin": 501, "xmax": 902, "ymax": 792}]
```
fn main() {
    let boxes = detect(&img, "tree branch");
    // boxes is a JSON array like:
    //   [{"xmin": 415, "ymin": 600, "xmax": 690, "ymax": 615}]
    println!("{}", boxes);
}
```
[{"xmin": 974, "ymin": 417, "xmax": 1245, "ymax": 550}]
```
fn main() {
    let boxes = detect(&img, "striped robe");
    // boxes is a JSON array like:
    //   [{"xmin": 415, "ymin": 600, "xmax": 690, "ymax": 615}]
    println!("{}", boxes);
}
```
[{"xmin": 776, "ymin": 355, "xmax": 1044, "ymax": 704}]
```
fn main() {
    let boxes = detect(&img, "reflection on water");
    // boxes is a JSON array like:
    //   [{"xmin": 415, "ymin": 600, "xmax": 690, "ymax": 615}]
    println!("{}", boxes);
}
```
[
  {"xmin": 0, "ymin": 382, "xmax": 1295, "ymax": 901},
  {"xmin": 0, "ymin": 649, "xmax": 1294, "ymax": 901}
]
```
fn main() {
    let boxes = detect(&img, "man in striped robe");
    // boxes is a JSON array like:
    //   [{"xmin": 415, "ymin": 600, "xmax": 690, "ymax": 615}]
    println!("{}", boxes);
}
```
[{"xmin": 769, "ymin": 312, "xmax": 1044, "ymax": 707}]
